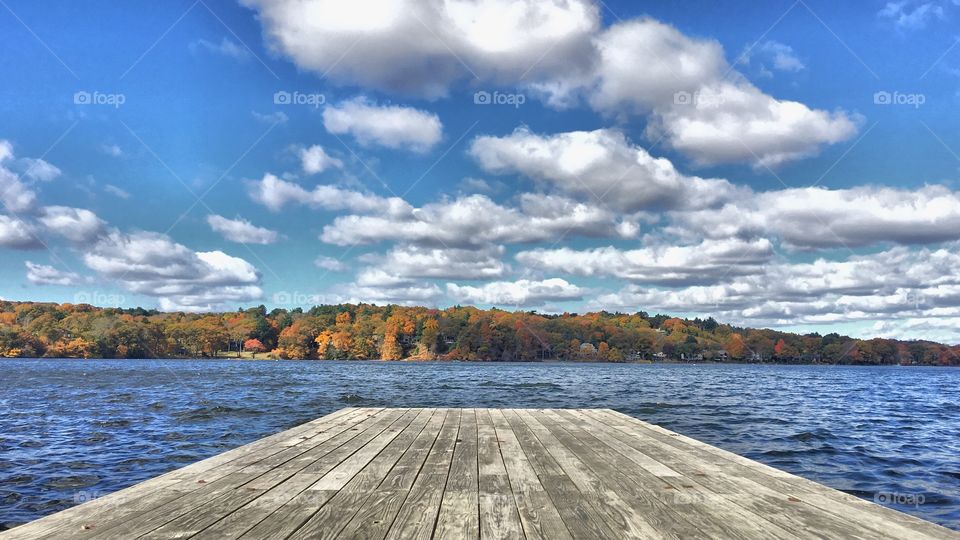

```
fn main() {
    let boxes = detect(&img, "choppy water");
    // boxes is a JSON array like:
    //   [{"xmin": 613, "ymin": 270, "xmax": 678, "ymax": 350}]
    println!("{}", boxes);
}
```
[{"xmin": 0, "ymin": 359, "xmax": 957, "ymax": 531}]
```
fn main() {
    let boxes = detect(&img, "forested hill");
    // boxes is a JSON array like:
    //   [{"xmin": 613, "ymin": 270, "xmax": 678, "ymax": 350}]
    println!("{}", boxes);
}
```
[{"xmin": 0, "ymin": 301, "xmax": 956, "ymax": 365}]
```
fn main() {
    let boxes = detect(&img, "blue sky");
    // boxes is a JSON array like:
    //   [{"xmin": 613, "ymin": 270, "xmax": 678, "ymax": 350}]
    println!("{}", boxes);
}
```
[{"xmin": 2, "ymin": 0, "xmax": 960, "ymax": 341}]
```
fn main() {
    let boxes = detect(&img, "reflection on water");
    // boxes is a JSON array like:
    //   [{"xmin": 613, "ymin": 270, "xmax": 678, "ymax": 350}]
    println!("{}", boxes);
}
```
[{"xmin": 0, "ymin": 359, "xmax": 957, "ymax": 530}]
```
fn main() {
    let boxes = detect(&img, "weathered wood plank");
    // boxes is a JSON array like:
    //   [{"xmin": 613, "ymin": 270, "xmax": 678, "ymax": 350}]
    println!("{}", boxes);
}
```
[
  {"xmin": 288, "ymin": 408, "xmax": 430, "ymax": 539},
  {"xmin": 337, "ymin": 409, "xmax": 448, "ymax": 540},
  {"xmin": 105, "ymin": 409, "xmax": 406, "ymax": 539},
  {"xmin": 502, "ymin": 409, "xmax": 618, "ymax": 539},
  {"xmin": 488, "ymin": 409, "xmax": 571, "ymax": 540},
  {"xmin": 564, "ymin": 409, "xmax": 881, "ymax": 539},
  {"xmin": 534, "ymin": 409, "xmax": 794, "ymax": 540},
  {"xmin": 594, "ymin": 409, "xmax": 953, "ymax": 540},
  {"xmin": 476, "ymin": 409, "xmax": 524, "ymax": 540},
  {"xmin": 434, "ymin": 408, "xmax": 479, "ymax": 539},
  {"xmin": 384, "ymin": 409, "xmax": 461, "ymax": 540},
  {"xmin": 3, "ymin": 408, "xmax": 956, "ymax": 540}
]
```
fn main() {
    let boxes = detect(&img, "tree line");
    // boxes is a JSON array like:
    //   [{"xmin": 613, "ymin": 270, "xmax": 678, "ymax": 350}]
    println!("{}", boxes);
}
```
[{"xmin": 0, "ymin": 301, "xmax": 956, "ymax": 365}]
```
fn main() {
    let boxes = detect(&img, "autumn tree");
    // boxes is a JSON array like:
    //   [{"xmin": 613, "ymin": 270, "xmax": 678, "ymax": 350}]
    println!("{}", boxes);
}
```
[{"xmin": 243, "ymin": 338, "xmax": 266, "ymax": 358}]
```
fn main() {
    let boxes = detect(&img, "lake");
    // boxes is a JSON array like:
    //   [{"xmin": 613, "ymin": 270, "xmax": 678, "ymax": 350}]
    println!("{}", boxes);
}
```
[{"xmin": 0, "ymin": 359, "xmax": 957, "ymax": 531}]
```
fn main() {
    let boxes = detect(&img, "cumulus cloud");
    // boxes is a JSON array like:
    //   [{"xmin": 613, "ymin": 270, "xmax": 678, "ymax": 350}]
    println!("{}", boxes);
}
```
[
  {"xmin": 206, "ymin": 214, "xmax": 279, "ymax": 244},
  {"xmin": 470, "ymin": 127, "xmax": 738, "ymax": 211},
  {"xmin": 25, "ymin": 262, "xmax": 87, "ymax": 286},
  {"xmin": 249, "ymin": 173, "xmax": 411, "ymax": 215},
  {"xmin": 590, "ymin": 244, "xmax": 960, "ymax": 331},
  {"xmin": 38, "ymin": 206, "xmax": 106, "ymax": 244},
  {"xmin": 300, "ymin": 145, "xmax": 343, "ymax": 174},
  {"xmin": 320, "ymin": 193, "xmax": 635, "ymax": 247},
  {"xmin": 314, "ymin": 255, "xmax": 349, "ymax": 272},
  {"xmin": 649, "ymin": 81, "xmax": 859, "ymax": 168},
  {"xmin": 737, "ymin": 40, "xmax": 805, "ymax": 74},
  {"xmin": 878, "ymin": 1, "xmax": 947, "ymax": 29},
  {"xmin": 19, "ymin": 158, "xmax": 62, "ymax": 182},
  {"xmin": 242, "ymin": 0, "xmax": 599, "ymax": 98},
  {"xmin": 0, "ymin": 141, "xmax": 38, "ymax": 212},
  {"xmin": 447, "ymin": 278, "xmax": 584, "ymax": 307},
  {"xmin": 241, "ymin": 4, "xmax": 857, "ymax": 166},
  {"xmin": 322, "ymin": 97, "xmax": 443, "ymax": 152},
  {"xmin": 517, "ymin": 238, "xmax": 773, "ymax": 286},
  {"xmin": 0, "ymin": 215, "xmax": 42, "ymax": 249},
  {"xmin": 669, "ymin": 184, "xmax": 960, "ymax": 249},
  {"xmin": 374, "ymin": 244, "xmax": 509, "ymax": 280},
  {"xmin": 82, "ymin": 230, "xmax": 262, "ymax": 311},
  {"xmin": 341, "ymin": 282, "xmax": 444, "ymax": 306}
]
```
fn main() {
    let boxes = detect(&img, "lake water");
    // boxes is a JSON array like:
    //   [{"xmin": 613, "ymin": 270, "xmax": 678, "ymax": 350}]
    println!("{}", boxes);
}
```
[{"xmin": 0, "ymin": 359, "xmax": 957, "ymax": 531}]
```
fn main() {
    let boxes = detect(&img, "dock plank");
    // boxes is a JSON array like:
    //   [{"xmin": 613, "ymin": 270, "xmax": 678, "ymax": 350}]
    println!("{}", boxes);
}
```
[{"xmin": 2, "ymin": 407, "xmax": 956, "ymax": 540}]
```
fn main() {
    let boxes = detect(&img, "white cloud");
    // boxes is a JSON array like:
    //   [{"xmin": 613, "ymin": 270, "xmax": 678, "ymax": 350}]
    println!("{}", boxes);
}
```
[
  {"xmin": 300, "ymin": 144, "xmax": 343, "ymax": 174},
  {"xmin": 82, "ymin": 230, "xmax": 263, "ymax": 311},
  {"xmin": 376, "ymin": 244, "xmax": 509, "ymax": 280},
  {"xmin": 25, "ymin": 262, "xmax": 87, "ymax": 286},
  {"xmin": 590, "ymin": 244, "xmax": 960, "ymax": 334},
  {"xmin": 190, "ymin": 37, "xmax": 251, "ymax": 60},
  {"xmin": 649, "ymin": 81, "xmax": 859, "ymax": 168},
  {"xmin": 206, "ymin": 214, "xmax": 279, "ymax": 244},
  {"xmin": 322, "ymin": 97, "xmax": 443, "ymax": 153},
  {"xmin": 0, "ymin": 141, "xmax": 37, "ymax": 212},
  {"xmin": 737, "ymin": 41, "xmax": 805, "ymax": 74},
  {"xmin": 314, "ymin": 255, "xmax": 349, "ymax": 272},
  {"xmin": 20, "ymin": 158, "xmax": 62, "ymax": 182},
  {"xmin": 447, "ymin": 278, "xmax": 584, "ymax": 307},
  {"xmin": 249, "ymin": 173, "xmax": 411, "ymax": 215},
  {"xmin": 101, "ymin": 144, "xmax": 124, "ymax": 157},
  {"xmin": 470, "ymin": 127, "xmax": 738, "ymax": 211},
  {"xmin": 585, "ymin": 18, "xmax": 727, "ymax": 114},
  {"xmin": 104, "ymin": 184, "xmax": 131, "ymax": 199},
  {"xmin": 243, "ymin": 5, "xmax": 857, "ymax": 167},
  {"xmin": 670, "ymin": 184, "xmax": 960, "ymax": 249},
  {"xmin": 341, "ymin": 282, "xmax": 444, "ymax": 306},
  {"xmin": 879, "ymin": 1, "xmax": 946, "ymax": 29},
  {"xmin": 0, "ymin": 215, "xmax": 42, "ymax": 249},
  {"xmin": 241, "ymin": 0, "xmax": 599, "ymax": 98},
  {"xmin": 38, "ymin": 206, "xmax": 106, "ymax": 244},
  {"xmin": 320, "ymin": 193, "xmax": 634, "ymax": 247},
  {"xmin": 517, "ymin": 238, "xmax": 773, "ymax": 286}
]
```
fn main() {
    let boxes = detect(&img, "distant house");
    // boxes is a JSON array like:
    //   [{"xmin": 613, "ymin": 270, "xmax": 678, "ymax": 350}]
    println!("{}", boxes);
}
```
[
  {"xmin": 715, "ymin": 351, "xmax": 729, "ymax": 361},
  {"xmin": 681, "ymin": 353, "xmax": 703, "ymax": 362},
  {"xmin": 749, "ymin": 351, "xmax": 764, "ymax": 362},
  {"xmin": 652, "ymin": 352, "xmax": 667, "ymax": 361}
]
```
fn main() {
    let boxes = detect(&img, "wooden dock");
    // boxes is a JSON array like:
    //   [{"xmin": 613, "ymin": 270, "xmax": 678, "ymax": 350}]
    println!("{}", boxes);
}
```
[{"xmin": 3, "ymin": 408, "xmax": 956, "ymax": 539}]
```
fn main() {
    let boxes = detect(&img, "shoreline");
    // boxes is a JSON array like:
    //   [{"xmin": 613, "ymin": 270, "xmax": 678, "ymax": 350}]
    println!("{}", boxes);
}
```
[{"xmin": 1, "ymin": 356, "xmax": 954, "ymax": 367}]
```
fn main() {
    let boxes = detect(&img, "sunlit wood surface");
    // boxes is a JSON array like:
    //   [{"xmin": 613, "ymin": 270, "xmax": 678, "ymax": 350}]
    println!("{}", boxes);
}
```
[{"xmin": 3, "ymin": 407, "xmax": 956, "ymax": 539}]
